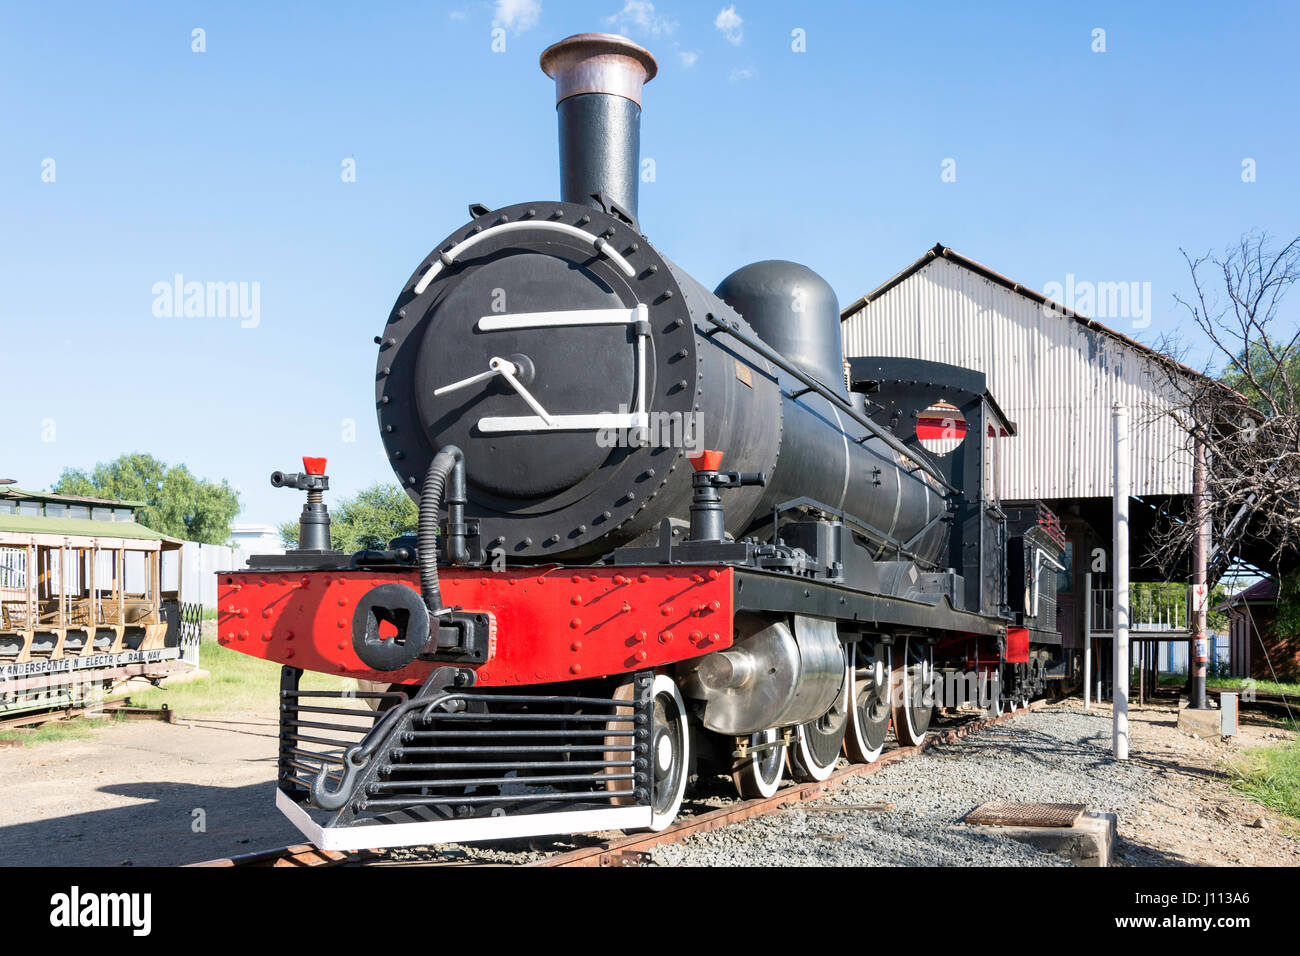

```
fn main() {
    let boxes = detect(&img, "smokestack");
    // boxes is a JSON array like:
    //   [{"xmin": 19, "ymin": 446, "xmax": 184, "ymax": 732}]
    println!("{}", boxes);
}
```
[{"xmin": 540, "ymin": 33, "xmax": 657, "ymax": 227}]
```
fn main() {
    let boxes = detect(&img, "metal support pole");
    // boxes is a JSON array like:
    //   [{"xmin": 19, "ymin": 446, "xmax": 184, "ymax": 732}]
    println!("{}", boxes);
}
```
[
  {"xmin": 1190, "ymin": 433, "xmax": 1210, "ymax": 709},
  {"xmin": 1084, "ymin": 571, "xmax": 1092, "ymax": 709},
  {"xmin": 1113, "ymin": 404, "xmax": 1130, "ymax": 760}
]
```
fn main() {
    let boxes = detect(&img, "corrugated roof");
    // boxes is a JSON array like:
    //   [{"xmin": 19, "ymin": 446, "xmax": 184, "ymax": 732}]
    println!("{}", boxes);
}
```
[
  {"xmin": 0, "ymin": 513, "xmax": 180, "ymax": 543},
  {"xmin": 840, "ymin": 244, "xmax": 1240, "ymax": 395},
  {"xmin": 1218, "ymin": 578, "xmax": 1278, "ymax": 609},
  {"xmin": 0, "ymin": 487, "xmax": 148, "ymax": 509}
]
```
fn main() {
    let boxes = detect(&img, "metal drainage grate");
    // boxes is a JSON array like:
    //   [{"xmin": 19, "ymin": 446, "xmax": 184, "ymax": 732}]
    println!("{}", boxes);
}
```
[{"xmin": 964, "ymin": 802, "xmax": 1086, "ymax": 828}]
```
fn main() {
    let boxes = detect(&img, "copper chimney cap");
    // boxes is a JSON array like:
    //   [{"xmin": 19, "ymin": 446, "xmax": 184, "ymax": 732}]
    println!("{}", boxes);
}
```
[{"xmin": 539, "ymin": 32, "xmax": 658, "ymax": 108}]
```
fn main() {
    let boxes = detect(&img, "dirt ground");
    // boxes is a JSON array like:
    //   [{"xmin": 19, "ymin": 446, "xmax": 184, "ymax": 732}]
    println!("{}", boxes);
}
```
[
  {"xmin": 1054, "ymin": 696, "xmax": 1300, "ymax": 866},
  {"xmin": 0, "ymin": 710, "xmax": 303, "ymax": 866},
  {"xmin": 0, "ymin": 695, "xmax": 1295, "ymax": 867}
]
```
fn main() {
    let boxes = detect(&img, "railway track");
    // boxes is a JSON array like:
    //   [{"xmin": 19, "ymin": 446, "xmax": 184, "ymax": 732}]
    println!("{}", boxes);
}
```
[
  {"xmin": 189, "ymin": 699, "xmax": 1048, "ymax": 868},
  {"xmin": 0, "ymin": 697, "xmax": 176, "ymax": 731}
]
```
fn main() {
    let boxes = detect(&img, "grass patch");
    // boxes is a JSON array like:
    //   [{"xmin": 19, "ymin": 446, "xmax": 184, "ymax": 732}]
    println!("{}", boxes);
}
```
[
  {"xmin": 107, "ymin": 636, "xmax": 352, "ymax": 714},
  {"xmin": 1207, "ymin": 677, "xmax": 1300, "ymax": 698},
  {"xmin": 0, "ymin": 719, "xmax": 105, "ymax": 747},
  {"xmin": 1230, "ymin": 737, "xmax": 1300, "ymax": 819}
]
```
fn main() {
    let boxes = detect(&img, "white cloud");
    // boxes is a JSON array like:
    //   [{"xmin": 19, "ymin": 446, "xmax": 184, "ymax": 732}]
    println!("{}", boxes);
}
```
[
  {"xmin": 493, "ymin": 0, "xmax": 541, "ymax": 33},
  {"xmin": 729, "ymin": 66, "xmax": 756, "ymax": 82},
  {"xmin": 714, "ymin": 5, "xmax": 743, "ymax": 44},
  {"xmin": 677, "ymin": 50, "xmax": 699, "ymax": 69},
  {"xmin": 605, "ymin": 1, "xmax": 676, "ymax": 37},
  {"xmin": 448, "ymin": 9, "xmax": 468, "ymax": 21}
]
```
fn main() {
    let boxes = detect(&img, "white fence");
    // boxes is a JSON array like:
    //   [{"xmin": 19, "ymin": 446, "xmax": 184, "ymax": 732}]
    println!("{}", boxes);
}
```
[{"xmin": 165, "ymin": 543, "xmax": 240, "ymax": 609}]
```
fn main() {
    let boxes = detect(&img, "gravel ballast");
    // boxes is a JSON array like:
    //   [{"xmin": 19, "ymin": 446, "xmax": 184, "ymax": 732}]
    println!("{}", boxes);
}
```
[{"xmin": 652, "ymin": 707, "xmax": 1160, "ymax": 867}]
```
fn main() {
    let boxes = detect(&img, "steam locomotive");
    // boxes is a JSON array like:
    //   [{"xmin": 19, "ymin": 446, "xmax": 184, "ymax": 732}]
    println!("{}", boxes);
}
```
[{"xmin": 219, "ymin": 33, "xmax": 1066, "ymax": 850}]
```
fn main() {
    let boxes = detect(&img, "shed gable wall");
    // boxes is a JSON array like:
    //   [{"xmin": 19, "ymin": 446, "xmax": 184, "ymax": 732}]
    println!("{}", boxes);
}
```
[{"xmin": 842, "ymin": 258, "xmax": 1192, "ymax": 499}]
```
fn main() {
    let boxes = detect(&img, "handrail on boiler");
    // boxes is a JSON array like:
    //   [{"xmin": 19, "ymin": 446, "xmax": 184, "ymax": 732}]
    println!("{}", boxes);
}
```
[{"xmin": 702, "ymin": 313, "xmax": 957, "ymax": 495}]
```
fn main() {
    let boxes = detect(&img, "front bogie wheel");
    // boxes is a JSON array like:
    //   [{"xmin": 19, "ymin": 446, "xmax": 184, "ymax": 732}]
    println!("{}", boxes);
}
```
[{"xmin": 647, "ymin": 674, "xmax": 690, "ymax": 831}]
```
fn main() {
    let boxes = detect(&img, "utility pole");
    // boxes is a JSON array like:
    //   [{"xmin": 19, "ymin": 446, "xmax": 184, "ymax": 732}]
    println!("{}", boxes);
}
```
[
  {"xmin": 1113, "ymin": 404, "xmax": 1130, "ymax": 760},
  {"xmin": 1189, "ymin": 433, "xmax": 1210, "ymax": 709}
]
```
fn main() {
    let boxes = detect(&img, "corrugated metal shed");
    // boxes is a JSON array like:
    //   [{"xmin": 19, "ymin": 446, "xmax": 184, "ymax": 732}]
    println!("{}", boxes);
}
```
[{"xmin": 841, "ymin": 247, "xmax": 1193, "ymax": 500}]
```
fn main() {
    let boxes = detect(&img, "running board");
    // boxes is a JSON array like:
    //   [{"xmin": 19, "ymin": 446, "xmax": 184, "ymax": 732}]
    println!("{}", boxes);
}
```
[{"xmin": 276, "ymin": 789, "xmax": 652, "ymax": 851}]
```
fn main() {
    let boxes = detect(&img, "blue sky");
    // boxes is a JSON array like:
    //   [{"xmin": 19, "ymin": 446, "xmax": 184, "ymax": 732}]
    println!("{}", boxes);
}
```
[{"xmin": 2, "ymin": 1, "xmax": 1296, "ymax": 528}]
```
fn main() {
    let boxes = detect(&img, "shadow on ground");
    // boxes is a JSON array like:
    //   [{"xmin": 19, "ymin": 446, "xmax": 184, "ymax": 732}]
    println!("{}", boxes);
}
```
[{"xmin": 0, "ymin": 779, "xmax": 305, "ymax": 867}]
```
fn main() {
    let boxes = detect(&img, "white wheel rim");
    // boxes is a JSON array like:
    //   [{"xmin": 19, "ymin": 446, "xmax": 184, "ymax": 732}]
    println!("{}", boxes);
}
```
[
  {"xmin": 748, "ymin": 728, "xmax": 782, "ymax": 798},
  {"xmin": 845, "ymin": 644, "xmax": 887, "ymax": 763},
  {"xmin": 791, "ymin": 671, "xmax": 849, "ymax": 782},
  {"xmin": 898, "ymin": 637, "xmax": 933, "ymax": 744},
  {"xmin": 648, "ymin": 674, "xmax": 689, "ymax": 831}
]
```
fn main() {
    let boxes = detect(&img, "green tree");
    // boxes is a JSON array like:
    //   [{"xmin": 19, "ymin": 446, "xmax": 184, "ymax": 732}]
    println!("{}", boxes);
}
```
[
  {"xmin": 54, "ymin": 453, "xmax": 240, "ymax": 545},
  {"xmin": 279, "ymin": 482, "xmax": 417, "ymax": 552}
]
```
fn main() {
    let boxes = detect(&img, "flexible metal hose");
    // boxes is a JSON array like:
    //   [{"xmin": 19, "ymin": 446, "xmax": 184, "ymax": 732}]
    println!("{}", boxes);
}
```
[{"xmin": 418, "ymin": 445, "xmax": 464, "ymax": 616}]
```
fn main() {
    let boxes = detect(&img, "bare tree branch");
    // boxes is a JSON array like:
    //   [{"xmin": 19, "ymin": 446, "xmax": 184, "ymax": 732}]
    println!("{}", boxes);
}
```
[{"xmin": 1151, "ymin": 232, "xmax": 1300, "ymax": 579}]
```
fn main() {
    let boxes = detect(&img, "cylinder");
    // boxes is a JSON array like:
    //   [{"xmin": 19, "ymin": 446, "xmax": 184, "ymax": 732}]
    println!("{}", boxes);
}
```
[{"xmin": 540, "ymin": 33, "xmax": 657, "ymax": 224}]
